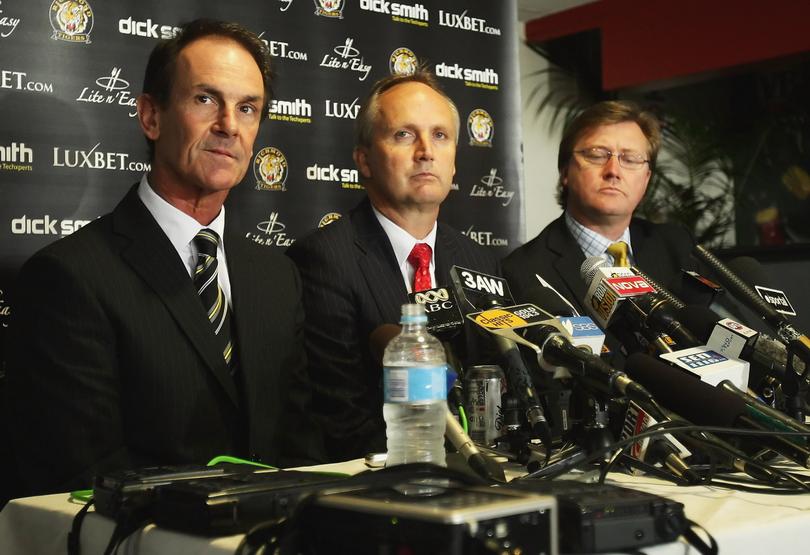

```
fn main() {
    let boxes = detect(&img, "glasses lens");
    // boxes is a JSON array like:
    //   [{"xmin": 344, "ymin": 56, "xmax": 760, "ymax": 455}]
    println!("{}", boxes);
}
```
[
  {"xmin": 619, "ymin": 152, "xmax": 647, "ymax": 168},
  {"xmin": 581, "ymin": 148, "xmax": 610, "ymax": 165}
]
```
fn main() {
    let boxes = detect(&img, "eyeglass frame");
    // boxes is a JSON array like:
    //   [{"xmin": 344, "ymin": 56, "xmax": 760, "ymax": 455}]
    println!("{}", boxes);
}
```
[{"xmin": 573, "ymin": 147, "xmax": 650, "ymax": 170}]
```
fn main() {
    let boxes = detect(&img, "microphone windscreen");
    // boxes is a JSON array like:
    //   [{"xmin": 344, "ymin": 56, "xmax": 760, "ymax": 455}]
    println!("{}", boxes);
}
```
[
  {"xmin": 674, "ymin": 305, "xmax": 724, "ymax": 344},
  {"xmin": 623, "ymin": 352, "xmax": 745, "ymax": 427},
  {"xmin": 369, "ymin": 324, "xmax": 402, "ymax": 367},
  {"xmin": 580, "ymin": 256, "xmax": 607, "ymax": 285},
  {"xmin": 521, "ymin": 283, "xmax": 577, "ymax": 317}
]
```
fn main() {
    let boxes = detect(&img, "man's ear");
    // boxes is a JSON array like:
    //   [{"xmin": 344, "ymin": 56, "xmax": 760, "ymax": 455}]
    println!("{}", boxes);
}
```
[
  {"xmin": 353, "ymin": 147, "xmax": 372, "ymax": 179},
  {"xmin": 137, "ymin": 94, "xmax": 161, "ymax": 142}
]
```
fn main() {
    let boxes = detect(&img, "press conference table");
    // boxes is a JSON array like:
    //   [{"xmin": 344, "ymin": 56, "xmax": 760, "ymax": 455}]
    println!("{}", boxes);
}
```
[{"xmin": 2, "ymin": 459, "xmax": 810, "ymax": 555}]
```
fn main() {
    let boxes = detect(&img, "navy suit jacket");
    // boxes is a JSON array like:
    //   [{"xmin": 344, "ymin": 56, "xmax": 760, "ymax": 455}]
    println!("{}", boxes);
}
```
[
  {"xmin": 286, "ymin": 197, "xmax": 499, "ymax": 462},
  {"xmin": 5, "ymin": 186, "xmax": 322, "ymax": 495}
]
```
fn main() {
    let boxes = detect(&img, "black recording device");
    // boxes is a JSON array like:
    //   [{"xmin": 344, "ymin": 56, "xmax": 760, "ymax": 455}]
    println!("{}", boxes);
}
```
[
  {"xmin": 152, "ymin": 470, "xmax": 346, "ymax": 535},
  {"xmin": 93, "ymin": 463, "xmax": 273, "ymax": 520},
  {"xmin": 302, "ymin": 476, "xmax": 557, "ymax": 555},
  {"xmin": 503, "ymin": 479, "xmax": 686, "ymax": 553}
]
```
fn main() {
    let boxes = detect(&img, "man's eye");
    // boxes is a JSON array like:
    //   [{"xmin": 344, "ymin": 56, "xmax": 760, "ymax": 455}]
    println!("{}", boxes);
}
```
[
  {"xmin": 197, "ymin": 95, "xmax": 214, "ymax": 104},
  {"xmin": 394, "ymin": 130, "xmax": 412, "ymax": 139},
  {"xmin": 240, "ymin": 105, "xmax": 257, "ymax": 114}
]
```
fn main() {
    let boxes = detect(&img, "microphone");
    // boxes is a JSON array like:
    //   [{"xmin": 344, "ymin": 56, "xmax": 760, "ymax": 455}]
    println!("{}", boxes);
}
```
[
  {"xmin": 693, "ymin": 245, "xmax": 810, "ymax": 356},
  {"xmin": 530, "ymin": 274, "xmax": 580, "ymax": 316},
  {"xmin": 620, "ymin": 401, "xmax": 699, "ymax": 484},
  {"xmin": 624, "ymin": 352, "xmax": 810, "ymax": 470},
  {"xmin": 449, "ymin": 266, "xmax": 552, "ymax": 448},
  {"xmin": 727, "ymin": 256, "xmax": 797, "ymax": 317},
  {"xmin": 581, "ymin": 257, "xmax": 700, "ymax": 350},
  {"xmin": 675, "ymin": 304, "xmax": 789, "ymax": 383},
  {"xmin": 409, "ymin": 285, "xmax": 466, "ymax": 378},
  {"xmin": 368, "ymin": 323, "xmax": 506, "ymax": 482}
]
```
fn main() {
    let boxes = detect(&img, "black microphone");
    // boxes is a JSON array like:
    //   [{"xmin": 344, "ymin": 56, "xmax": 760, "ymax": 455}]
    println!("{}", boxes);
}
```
[
  {"xmin": 409, "ymin": 285, "xmax": 466, "ymax": 380},
  {"xmin": 449, "ymin": 266, "xmax": 552, "ymax": 448},
  {"xmin": 624, "ymin": 352, "xmax": 810, "ymax": 470},
  {"xmin": 694, "ymin": 245, "xmax": 810, "ymax": 356},
  {"xmin": 368, "ymin": 323, "xmax": 506, "ymax": 482},
  {"xmin": 727, "ymin": 256, "xmax": 797, "ymax": 318}
]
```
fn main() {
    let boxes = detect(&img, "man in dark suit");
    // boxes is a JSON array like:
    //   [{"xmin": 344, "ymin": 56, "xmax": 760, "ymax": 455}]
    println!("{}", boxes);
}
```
[
  {"xmin": 503, "ymin": 101, "xmax": 696, "ymax": 321},
  {"xmin": 287, "ymin": 70, "xmax": 498, "ymax": 462},
  {"xmin": 4, "ymin": 20, "xmax": 321, "ymax": 496}
]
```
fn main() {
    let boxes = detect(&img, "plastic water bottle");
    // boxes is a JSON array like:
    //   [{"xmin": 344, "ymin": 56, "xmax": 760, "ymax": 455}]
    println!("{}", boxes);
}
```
[{"xmin": 383, "ymin": 303, "xmax": 447, "ymax": 466}]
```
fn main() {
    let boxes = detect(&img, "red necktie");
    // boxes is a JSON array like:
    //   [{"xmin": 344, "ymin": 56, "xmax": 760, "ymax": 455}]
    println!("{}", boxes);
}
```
[{"xmin": 407, "ymin": 243, "xmax": 433, "ymax": 292}]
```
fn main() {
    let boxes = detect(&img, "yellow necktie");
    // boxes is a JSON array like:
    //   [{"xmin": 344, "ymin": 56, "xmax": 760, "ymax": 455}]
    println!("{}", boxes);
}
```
[{"xmin": 607, "ymin": 241, "xmax": 630, "ymax": 267}]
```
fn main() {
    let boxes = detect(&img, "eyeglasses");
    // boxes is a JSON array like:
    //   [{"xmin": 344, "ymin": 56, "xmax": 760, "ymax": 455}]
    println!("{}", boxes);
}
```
[{"xmin": 574, "ymin": 147, "xmax": 649, "ymax": 170}]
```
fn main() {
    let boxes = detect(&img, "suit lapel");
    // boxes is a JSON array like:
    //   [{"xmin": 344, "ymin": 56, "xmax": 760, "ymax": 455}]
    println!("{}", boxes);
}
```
[
  {"xmin": 112, "ymin": 187, "xmax": 240, "ymax": 406},
  {"xmin": 352, "ymin": 199, "xmax": 409, "ymax": 324},
  {"xmin": 547, "ymin": 216, "xmax": 589, "ymax": 308}
]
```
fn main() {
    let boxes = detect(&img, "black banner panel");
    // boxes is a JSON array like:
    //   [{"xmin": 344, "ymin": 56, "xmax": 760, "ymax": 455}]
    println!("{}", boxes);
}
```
[{"xmin": 0, "ymin": 0, "xmax": 523, "ymax": 355}]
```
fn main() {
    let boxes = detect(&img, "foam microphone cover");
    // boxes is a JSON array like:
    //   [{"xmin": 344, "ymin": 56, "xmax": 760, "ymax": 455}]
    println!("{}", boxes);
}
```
[
  {"xmin": 623, "ymin": 352, "xmax": 746, "ymax": 427},
  {"xmin": 726, "ymin": 257, "xmax": 773, "ymax": 290}
]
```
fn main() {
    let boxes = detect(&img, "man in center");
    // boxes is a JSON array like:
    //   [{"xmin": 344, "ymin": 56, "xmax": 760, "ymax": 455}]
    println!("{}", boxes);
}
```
[{"xmin": 287, "ymin": 70, "xmax": 498, "ymax": 462}]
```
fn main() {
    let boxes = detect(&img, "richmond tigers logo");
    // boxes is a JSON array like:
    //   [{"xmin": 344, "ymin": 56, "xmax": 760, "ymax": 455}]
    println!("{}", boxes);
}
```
[{"xmin": 49, "ymin": 0, "xmax": 94, "ymax": 43}]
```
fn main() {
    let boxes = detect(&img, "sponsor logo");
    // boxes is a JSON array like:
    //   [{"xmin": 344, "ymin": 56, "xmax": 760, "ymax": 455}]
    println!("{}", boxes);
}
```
[
  {"xmin": 253, "ymin": 147, "xmax": 288, "ymax": 191},
  {"xmin": 436, "ymin": 62, "xmax": 498, "ymax": 90},
  {"xmin": 0, "ymin": 1, "xmax": 21, "ymax": 39},
  {"xmin": 320, "ymin": 38, "xmax": 372, "ymax": 81},
  {"xmin": 49, "ymin": 0, "xmax": 93, "ymax": 43},
  {"xmin": 10, "ymin": 214, "xmax": 90, "ymax": 236},
  {"xmin": 389, "ymin": 47, "xmax": 417, "ymax": 76},
  {"xmin": 246, "ymin": 212, "xmax": 295, "ymax": 247},
  {"xmin": 318, "ymin": 212, "xmax": 341, "ymax": 228},
  {"xmin": 306, "ymin": 162, "xmax": 361, "ymax": 190},
  {"xmin": 605, "ymin": 276, "xmax": 654, "ymax": 297},
  {"xmin": 754, "ymin": 285, "xmax": 797, "ymax": 316},
  {"xmin": 360, "ymin": 0, "xmax": 429, "ymax": 27},
  {"xmin": 469, "ymin": 168, "xmax": 513, "ymax": 206},
  {"xmin": 1, "ymin": 69, "xmax": 54, "ymax": 93},
  {"xmin": 118, "ymin": 17, "xmax": 180, "ymax": 39},
  {"xmin": 268, "ymin": 98, "xmax": 312, "ymax": 124},
  {"xmin": 0, "ymin": 142, "xmax": 33, "ymax": 172},
  {"xmin": 0, "ymin": 288, "xmax": 9, "ymax": 328},
  {"xmin": 474, "ymin": 308, "xmax": 529, "ymax": 330},
  {"xmin": 258, "ymin": 33, "xmax": 309, "ymax": 61},
  {"xmin": 278, "ymin": 0, "xmax": 293, "ymax": 11},
  {"xmin": 75, "ymin": 67, "xmax": 137, "ymax": 117},
  {"xmin": 438, "ymin": 9, "xmax": 501, "ymax": 35},
  {"xmin": 324, "ymin": 96, "xmax": 360, "ymax": 119},
  {"xmin": 676, "ymin": 350, "xmax": 727, "ymax": 369},
  {"xmin": 52, "ymin": 143, "xmax": 149, "ymax": 172},
  {"xmin": 467, "ymin": 108, "xmax": 494, "ymax": 147},
  {"xmin": 313, "ymin": 0, "xmax": 344, "ymax": 18},
  {"xmin": 463, "ymin": 225, "xmax": 508, "ymax": 247},
  {"xmin": 53, "ymin": 143, "xmax": 151, "ymax": 173}
]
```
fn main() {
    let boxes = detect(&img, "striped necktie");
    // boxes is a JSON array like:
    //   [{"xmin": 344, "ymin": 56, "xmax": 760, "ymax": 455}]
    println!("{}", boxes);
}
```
[
  {"xmin": 607, "ymin": 241, "xmax": 630, "ymax": 267},
  {"xmin": 193, "ymin": 229, "xmax": 235, "ymax": 373}
]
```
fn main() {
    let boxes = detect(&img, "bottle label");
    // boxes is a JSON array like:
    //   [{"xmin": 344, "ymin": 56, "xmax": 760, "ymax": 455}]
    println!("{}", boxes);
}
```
[{"xmin": 384, "ymin": 365, "xmax": 447, "ymax": 403}]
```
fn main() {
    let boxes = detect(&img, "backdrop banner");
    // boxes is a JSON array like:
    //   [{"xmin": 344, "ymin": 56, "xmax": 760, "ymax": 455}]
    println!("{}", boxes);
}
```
[{"xmin": 0, "ymin": 0, "xmax": 523, "ymax": 361}]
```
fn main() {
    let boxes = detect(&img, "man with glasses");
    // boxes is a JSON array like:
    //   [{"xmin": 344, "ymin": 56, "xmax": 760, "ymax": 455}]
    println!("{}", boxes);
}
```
[{"xmin": 503, "ymin": 100, "xmax": 696, "ymax": 320}]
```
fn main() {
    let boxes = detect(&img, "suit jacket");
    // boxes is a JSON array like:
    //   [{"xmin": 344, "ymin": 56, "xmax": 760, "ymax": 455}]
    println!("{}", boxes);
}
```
[
  {"xmin": 286, "ymin": 197, "xmax": 499, "ymax": 462},
  {"xmin": 4, "ymin": 186, "xmax": 322, "ymax": 495}
]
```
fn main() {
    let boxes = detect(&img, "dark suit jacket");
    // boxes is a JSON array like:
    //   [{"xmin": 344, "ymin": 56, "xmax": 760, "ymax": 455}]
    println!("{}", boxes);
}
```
[
  {"xmin": 286, "ymin": 197, "xmax": 499, "ymax": 462},
  {"xmin": 4, "ymin": 186, "xmax": 322, "ymax": 495},
  {"xmin": 503, "ymin": 215, "xmax": 696, "ymax": 315}
]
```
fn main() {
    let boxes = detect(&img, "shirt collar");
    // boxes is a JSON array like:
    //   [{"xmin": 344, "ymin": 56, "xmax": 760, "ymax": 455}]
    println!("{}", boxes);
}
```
[
  {"xmin": 371, "ymin": 205, "xmax": 437, "ymax": 269},
  {"xmin": 564, "ymin": 210, "xmax": 633, "ymax": 264},
  {"xmin": 137, "ymin": 174, "xmax": 226, "ymax": 251}
]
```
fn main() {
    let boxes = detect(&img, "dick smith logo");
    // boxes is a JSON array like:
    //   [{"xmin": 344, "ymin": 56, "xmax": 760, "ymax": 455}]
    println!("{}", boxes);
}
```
[
  {"xmin": 0, "ymin": 0, "xmax": 21, "ymax": 39},
  {"xmin": 306, "ymin": 162, "xmax": 360, "ymax": 189},
  {"xmin": 436, "ymin": 62, "xmax": 498, "ymax": 90},
  {"xmin": 11, "ymin": 214, "xmax": 90, "ymax": 236},
  {"xmin": 268, "ymin": 98, "xmax": 312, "ymax": 124},
  {"xmin": 469, "ymin": 168, "xmax": 514, "ymax": 206},
  {"xmin": 1, "ymin": 142, "xmax": 33, "ymax": 172},
  {"xmin": 76, "ymin": 67, "xmax": 137, "ymax": 117},
  {"xmin": 118, "ymin": 17, "xmax": 180, "ymax": 39},
  {"xmin": 359, "ymin": 0, "xmax": 429, "ymax": 26},
  {"xmin": 320, "ymin": 38, "xmax": 372, "ymax": 81},
  {"xmin": 246, "ymin": 212, "xmax": 294, "ymax": 247}
]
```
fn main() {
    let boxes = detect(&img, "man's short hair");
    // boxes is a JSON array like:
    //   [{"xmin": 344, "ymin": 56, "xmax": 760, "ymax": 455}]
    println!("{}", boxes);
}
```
[
  {"xmin": 354, "ymin": 67, "xmax": 460, "ymax": 148},
  {"xmin": 141, "ymin": 18, "xmax": 273, "ymax": 159},
  {"xmin": 556, "ymin": 100, "xmax": 661, "ymax": 209}
]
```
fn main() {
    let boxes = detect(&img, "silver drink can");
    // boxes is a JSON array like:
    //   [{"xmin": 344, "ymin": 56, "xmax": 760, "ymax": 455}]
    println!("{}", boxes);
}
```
[{"xmin": 464, "ymin": 364, "xmax": 505, "ymax": 446}]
